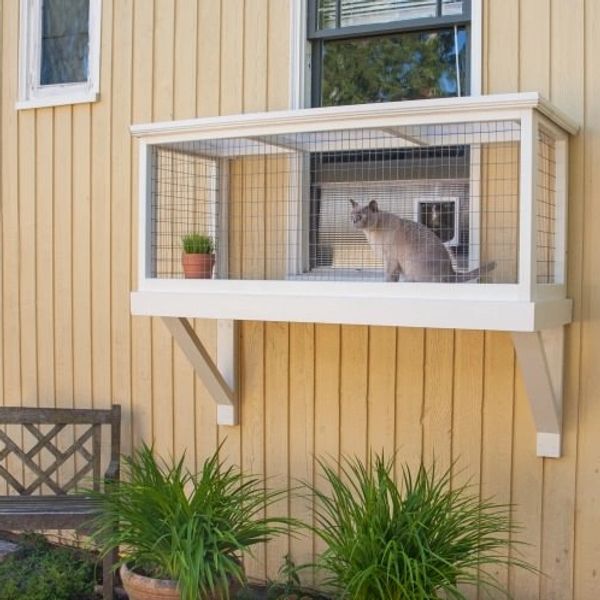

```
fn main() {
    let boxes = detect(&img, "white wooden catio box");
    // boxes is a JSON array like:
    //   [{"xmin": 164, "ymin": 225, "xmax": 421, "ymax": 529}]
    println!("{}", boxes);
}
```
[{"xmin": 130, "ymin": 92, "xmax": 578, "ymax": 457}]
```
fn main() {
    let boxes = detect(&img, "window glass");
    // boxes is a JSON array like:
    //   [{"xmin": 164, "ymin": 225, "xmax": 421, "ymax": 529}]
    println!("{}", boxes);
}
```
[
  {"xmin": 320, "ymin": 27, "xmax": 468, "ymax": 106},
  {"xmin": 317, "ymin": 0, "xmax": 442, "ymax": 30},
  {"xmin": 41, "ymin": 0, "xmax": 90, "ymax": 85},
  {"xmin": 341, "ymin": 0, "xmax": 437, "ymax": 27},
  {"xmin": 442, "ymin": 0, "xmax": 464, "ymax": 16},
  {"xmin": 317, "ymin": 0, "xmax": 337, "ymax": 29}
]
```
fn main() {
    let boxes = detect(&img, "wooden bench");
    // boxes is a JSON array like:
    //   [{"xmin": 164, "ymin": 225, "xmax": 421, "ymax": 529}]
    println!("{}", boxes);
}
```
[{"xmin": 0, "ymin": 405, "xmax": 121, "ymax": 600}]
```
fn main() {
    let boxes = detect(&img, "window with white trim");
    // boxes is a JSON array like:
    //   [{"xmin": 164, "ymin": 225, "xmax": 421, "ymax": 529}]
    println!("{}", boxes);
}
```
[
  {"xmin": 18, "ymin": 0, "xmax": 101, "ymax": 109},
  {"xmin": 306, "ymin": 0, "xmax": 472, "ymax": 275},
  {"xmin": 308, "ymin": 0, "xmax": 471, "ymax": 108}
]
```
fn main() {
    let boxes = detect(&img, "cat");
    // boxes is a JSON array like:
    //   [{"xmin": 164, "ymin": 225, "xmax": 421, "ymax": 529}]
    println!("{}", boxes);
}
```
[{"xmin": 349, "ymin": 199, "xmax": 496, "ymax": 283}]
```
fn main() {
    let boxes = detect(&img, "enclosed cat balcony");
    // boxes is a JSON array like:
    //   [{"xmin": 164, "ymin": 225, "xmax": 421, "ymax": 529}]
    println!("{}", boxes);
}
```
[
  {"xmin": 131, "ymin": 93, "xmax": 576, "ymax": 332},
  {"xmin": 130, "ymin": 93, "xmax": 577, "ymax": 455}
]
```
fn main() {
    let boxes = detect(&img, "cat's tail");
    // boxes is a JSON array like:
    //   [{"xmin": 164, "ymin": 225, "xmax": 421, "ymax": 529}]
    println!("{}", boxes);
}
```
[{"xmin": 450, "ymin": 260, "xmax": 497, "ymax": 283}]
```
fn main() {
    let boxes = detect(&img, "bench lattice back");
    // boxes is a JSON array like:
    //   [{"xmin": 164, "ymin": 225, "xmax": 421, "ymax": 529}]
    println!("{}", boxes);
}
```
[{"xmin": 0, "ymin": 406, "xmax": 121, "ymax": 496}]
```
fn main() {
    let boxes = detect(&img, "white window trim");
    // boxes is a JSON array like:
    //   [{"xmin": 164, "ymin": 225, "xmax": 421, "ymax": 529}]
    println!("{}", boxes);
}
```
[
  {"xmin": 469, "ymin": 0, "xmax": 483, "ymax": 96},
  {"xmin": 17, "ymin": 0, "xmax": 101, "ymax": 110}
]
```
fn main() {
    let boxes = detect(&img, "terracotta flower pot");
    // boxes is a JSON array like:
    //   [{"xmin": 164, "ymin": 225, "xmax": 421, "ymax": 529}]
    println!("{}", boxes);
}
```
[
  {"xmin": 182, "ymin": 252, "xmax": 215, "ymax": 279},
  {"xmin": 120, "ymin": 564, "xmax": 179, "ymax": 600},
  {"xmin": 120, "ymin": 564, "xmax": 242, "ymax": 600}
]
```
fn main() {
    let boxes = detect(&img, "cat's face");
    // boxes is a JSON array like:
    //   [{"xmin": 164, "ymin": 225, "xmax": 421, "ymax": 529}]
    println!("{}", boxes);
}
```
[{"xmin": 350, "ymin": 199, "xmax": 378, "ymax": 229}]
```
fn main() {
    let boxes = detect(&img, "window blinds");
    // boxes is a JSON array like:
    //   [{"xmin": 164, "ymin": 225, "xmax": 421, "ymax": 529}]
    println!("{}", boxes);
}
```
[{"xmin": 317, "ymin": 0, "xmax": 464, "ymax": 30}]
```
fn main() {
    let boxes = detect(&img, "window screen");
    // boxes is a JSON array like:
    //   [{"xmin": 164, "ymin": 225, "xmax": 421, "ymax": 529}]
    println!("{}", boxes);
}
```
[{"xmin": 311, "ymin": 180, "xmax": 469, "ymax": 273}]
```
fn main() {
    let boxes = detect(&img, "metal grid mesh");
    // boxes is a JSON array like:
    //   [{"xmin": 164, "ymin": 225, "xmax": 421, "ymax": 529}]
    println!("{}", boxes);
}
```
[
  {"xmin": 150, "ymin": 120, "xmax": 523, "ymax": 283},
  {"xmin": 152, "ymin": 148, "xmax": 218, "ymax": 278},
  {"xmin": 536, "ymin": 129, "xmax": 558, "ymax": 284}
]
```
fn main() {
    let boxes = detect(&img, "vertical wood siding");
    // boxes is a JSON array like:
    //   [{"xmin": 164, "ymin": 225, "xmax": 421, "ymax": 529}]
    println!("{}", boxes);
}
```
[{"xmin": 1, "ymin": 1, "xmax": 599, "ymax": 596}]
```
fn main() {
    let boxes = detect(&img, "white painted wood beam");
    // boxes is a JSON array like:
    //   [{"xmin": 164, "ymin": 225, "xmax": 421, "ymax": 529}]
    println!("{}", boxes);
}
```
[
  {"xmin": 216, "ymin": 320, "xmax": 238, "ymax": 426},
  {"xmin": 161, "ymin": 317, "xmax": 238, "ymax": 426},
  {"xmin": 512, "ymin": 326, "xmax": 564, "ymax": 458}
]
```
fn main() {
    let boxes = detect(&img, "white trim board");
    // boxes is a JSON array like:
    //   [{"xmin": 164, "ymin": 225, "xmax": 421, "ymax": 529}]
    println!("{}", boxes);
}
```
[
  {"xmin": 512, "ymin": 326, "xmax": 565, "ymax": 457},
  {"xmin": 161, "ymin": 317, "xmax": 238, "ymax": 426},
  {"xmin": 134, "ymin": 292, "xmax": 572, "ymax": 333},
  {"xmin": 131, "ymin": 93, "xmax": 578, "ymax": 141}
]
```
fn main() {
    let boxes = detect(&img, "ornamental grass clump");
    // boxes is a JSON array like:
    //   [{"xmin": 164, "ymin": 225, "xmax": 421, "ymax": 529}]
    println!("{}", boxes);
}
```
[
  {"xmin": 90, "ymin": 443, "xmax": 291, "ymax": 600},
  {"xmin": 310, "ymin": 454, "xmax": 532, "ymax": 600},
  {"xmin": 182, "ymin": 233, "xmax": 214, "ymax": 254}
]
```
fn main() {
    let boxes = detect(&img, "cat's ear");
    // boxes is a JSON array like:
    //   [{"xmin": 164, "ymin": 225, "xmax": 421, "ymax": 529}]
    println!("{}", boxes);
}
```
[
  {"xmin": 368, "ymin": 200, "xmax": 379, "ymax": 212},
  {"xmin": 349, "ymin": 199, "xmax": 358, "ymax": 208}
]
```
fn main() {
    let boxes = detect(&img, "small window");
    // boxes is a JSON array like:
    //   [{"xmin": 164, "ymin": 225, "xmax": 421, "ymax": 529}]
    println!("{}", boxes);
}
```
[{"xmin": 18, "ymin": 0, "xmax": 101, "ymax": 109}]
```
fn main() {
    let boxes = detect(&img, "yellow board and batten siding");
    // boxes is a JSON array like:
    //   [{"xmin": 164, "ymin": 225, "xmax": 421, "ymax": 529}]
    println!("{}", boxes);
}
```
[{"xmin": 1, "ymin": 1, "xmax": 600, "ymax": 597}]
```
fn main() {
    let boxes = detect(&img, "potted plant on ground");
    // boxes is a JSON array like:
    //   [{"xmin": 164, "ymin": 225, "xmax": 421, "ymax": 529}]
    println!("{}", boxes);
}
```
[
  {"xmin": 308, "ymin": 453, "xmax": 534, "ymax": 600},
  {"xmin": 181, "ymin": 233, "xmax": 215, "ymax": 279},
  {"xmin": 90, "ymin": 444, "xmax": 291, "ymax": 600}
]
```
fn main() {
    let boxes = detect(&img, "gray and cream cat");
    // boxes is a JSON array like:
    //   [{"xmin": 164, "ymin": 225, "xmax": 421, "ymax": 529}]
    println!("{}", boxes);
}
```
[{"xmin": 350, "ymin": 199, "xmax": 496, "ymax": 282}]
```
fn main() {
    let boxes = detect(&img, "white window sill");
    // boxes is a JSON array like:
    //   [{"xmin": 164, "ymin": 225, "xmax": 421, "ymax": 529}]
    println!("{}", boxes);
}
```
[{"xmin": 15, "ymin": 91, "xmax": 99, "ymax": 111}]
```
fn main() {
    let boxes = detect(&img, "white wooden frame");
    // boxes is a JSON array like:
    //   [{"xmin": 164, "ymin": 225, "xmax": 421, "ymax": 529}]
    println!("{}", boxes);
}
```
[
  {"xmin": 17, "ymin": 0, "xmax": 102, "ymax": 110},
  {"xmin": 131, "ymin": 93, "xmax": 577, "ymax": 452},
  {"xmin": 132, "ymin": 94, "xmax": 576, "ymax": 331},
  {"xmin": 131, "ymin": 93, "xmax": 576, "ymax": 327}
]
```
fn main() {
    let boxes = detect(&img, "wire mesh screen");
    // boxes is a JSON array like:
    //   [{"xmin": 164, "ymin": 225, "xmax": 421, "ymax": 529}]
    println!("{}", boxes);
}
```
[
  {"xmin": 152, "ymin": 147, "xmax": 218, "ymax": 278},
  {"xmin": 150, "ymin": 120, "xmax": 522, "ymax": 283},
  {"xmin": 536, "ymin": 129, "xmax": 558, "ymax": 284}
]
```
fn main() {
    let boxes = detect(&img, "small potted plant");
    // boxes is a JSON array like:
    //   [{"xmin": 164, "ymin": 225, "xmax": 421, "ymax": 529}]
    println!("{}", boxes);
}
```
[
  {"xmin": 90, "ymin": 444, "xmax": 291, "ymax": 600},
  {"xmin": 181, "ymin": 233, "xmax": 215, "ymax": 279}
]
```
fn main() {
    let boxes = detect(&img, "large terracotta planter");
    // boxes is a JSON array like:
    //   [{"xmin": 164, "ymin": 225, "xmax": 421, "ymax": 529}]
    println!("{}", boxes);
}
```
[
  {"xmin": 182, "ymin": 253, "xmax": 215, "ymax": 279},
  {"xmin": 120, "ymin": 564, "xmax": 241, "ymax": 600},
  {"xmin": 120, "ymin": 564, "xmax": 179, "ymax": 600}
]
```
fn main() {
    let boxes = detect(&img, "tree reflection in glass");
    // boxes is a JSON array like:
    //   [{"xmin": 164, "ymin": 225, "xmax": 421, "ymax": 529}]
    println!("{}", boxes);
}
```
[{"xmin": 321, "ymin": 27, "xmax": 468, "ymax": 106}]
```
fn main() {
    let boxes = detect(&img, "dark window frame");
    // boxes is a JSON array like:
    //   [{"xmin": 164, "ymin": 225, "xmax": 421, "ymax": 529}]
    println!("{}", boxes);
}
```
[{"xmin": 307, "ymin": 0, "xmax": 472, "ymax": 107}]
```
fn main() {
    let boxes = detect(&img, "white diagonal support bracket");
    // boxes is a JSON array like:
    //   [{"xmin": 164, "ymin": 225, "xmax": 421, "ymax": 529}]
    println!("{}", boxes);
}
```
[
  {"xmin": 161, "ymin": 317, "xmax": 238, "ymax": 425},
  {"xmin": 512, "ymin": 326, "xmax": 564, "ymax": 458}
]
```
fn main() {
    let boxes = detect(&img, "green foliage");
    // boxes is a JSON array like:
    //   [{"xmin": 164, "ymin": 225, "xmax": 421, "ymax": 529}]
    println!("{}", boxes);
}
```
[
  {"xmin": 0, "ymin": 533, "xmax": 95, "ymax": 600},
  {"xmin": 320, "ymin": 28, "xmax": 467, "ymax": 106},
  {"xmin": 260, "ymin": 555, "xmax": 331, "ymax": 600},
  {"xmin": 182, "ymin": 233, "xmax": 215, "ymax": 254},
  {"xmin": 90, "ymin": 443, "xmax": 291, "ymax": 600},
  {"xmin": 309, "ymin": 454, "xmax": 533, "ymax": 600}
]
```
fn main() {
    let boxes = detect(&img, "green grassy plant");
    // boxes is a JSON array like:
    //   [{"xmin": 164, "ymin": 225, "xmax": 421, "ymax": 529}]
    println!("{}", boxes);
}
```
[
  {"xmin": 182, "ymin": 233, "xmax": 214, "ymax": 254},
  {"xmin": 309, "ymin": 454, "xmax": 532, "ymax": 600},
  {"xmin": 0, "ymin": 533, "xmax": 96, "ymax": 600},
  {"xmin": 90, "ymin": 443, "xmax": 291, "ymax": 600},
  {"xmin": 262, "ymin": 554, "xmax": 331, "ymax": 600}
]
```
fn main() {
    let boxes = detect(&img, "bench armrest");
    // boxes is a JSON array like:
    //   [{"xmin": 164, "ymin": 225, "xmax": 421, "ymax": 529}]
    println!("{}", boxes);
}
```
[{"xmin": 104, "ymin": 460, "xmax": 120, "ymax": 482}]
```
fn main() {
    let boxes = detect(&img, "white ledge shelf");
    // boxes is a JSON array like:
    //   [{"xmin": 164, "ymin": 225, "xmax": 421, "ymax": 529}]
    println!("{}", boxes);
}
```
[{"xmin": 132, "ymin": 290, "xmax": 572, "ymax": 333}]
